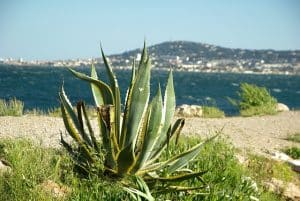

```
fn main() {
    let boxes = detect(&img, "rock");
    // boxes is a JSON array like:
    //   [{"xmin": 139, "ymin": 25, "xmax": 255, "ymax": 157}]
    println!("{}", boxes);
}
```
[
  {"xmin": 271, "ymin": 151, "xmax": 292, "ymax": 162},
  {"xmin": 0, "ymin": 159, "xmax": 11, "ymax": 174},
  {"xmin": 288, "ymin": 160, "xmax": 300, "ymax": 173},
  {"xmin": 285, "ymin": 183, "xmax": 300, "ymax": 201},
  {"xmin": 264, "ymin": 178, "xmax": 300, "ymax": 201},
  {"xmin": 39, "ymin": 180, "xmax": 70, "ymax": 198},
  {"xmin": 235, "ymin": 154, "xmax": 249, "ymax": 166},
  {"xmin": 276, "ymin": 103, "xmax": 289, "ymax": 112},
  {"xmin": 175, "ymin": 104, "xmax": 203, "ymax": 117}
]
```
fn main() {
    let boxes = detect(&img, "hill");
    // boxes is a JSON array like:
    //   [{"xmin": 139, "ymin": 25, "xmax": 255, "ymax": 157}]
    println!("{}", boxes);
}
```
[{"xmin": 105, "ymin": 41, "xmax": 300, "ymax": 74}]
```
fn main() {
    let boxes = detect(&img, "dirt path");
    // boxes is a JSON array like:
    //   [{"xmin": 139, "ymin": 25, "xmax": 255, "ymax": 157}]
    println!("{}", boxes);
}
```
[
  {"xmin": 0, "ymin": 111, "xmax": 299, "ymax": 155},
  {"xmin": 182, "ymin": 111, "xmax": 300, "ymax": 155}
]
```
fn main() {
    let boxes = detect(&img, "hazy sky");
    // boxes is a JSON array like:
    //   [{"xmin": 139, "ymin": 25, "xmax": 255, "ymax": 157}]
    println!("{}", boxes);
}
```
[{"xmin": 0, "ymin": 0, "xmax": 299, "ymax": 60}]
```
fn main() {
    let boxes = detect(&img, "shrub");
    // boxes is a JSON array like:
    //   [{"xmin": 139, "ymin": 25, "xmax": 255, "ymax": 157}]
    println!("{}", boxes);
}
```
[
  {"xmin": 59, "ymin": 43, "xmax": 216, "ymax": 199},
  {"xmin": 229, "ymin": 83, "xmax": 277, "ymax": 116},
  {"xmin": 282, "ymin": 146, "xmax": 300, "ymax": 159},
  {"xmin": 0, "ymin": 98, "xmax": 24, "ymax": 116},
  {"xmin": 202, "ymin": 106, "xmax": 225, "ymax": 118}
]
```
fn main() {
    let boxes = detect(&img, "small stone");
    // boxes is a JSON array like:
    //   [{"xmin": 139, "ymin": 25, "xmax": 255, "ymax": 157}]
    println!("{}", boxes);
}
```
[
  {"xmin": 175, "ymin": 104, "xmax": 203, "ymax": 117},
  {"xmin": 39, "ymin": 180, "xmax": 70, "ymax": 198},
  {"xmin": 264, "ymin": 178, "xmax": 300, "ymax": 201},
  {"xmin": 288, "ymin": 160, "xmax": 300, "ymax": 173},
  {"xmin": 270, "ymin": 151, "xmax": 291, "ymax": 162},
  {"xmin": 276, "ymin": 103, "xmax": 289, "ymax": 112},
  {"xmin": 284, "ymin": 182, "xmax": 300, "ymax": 201},
  {"xmin": 0, "ymin": 159, "xmax": 11, "ymax": 174}
]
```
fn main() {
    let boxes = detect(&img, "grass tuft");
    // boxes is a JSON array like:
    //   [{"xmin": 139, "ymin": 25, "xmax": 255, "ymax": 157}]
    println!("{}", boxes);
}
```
[
  {"xmin": 202, "ymin": 106, "xmax": 225, "ymax": 118},
  {"xmin": 282, "ymin": 146, "xmax": 300, "ymax": 159},
  {"xmin": 0, "ymin": 98, "xmax": 24, "ymax": 116}
]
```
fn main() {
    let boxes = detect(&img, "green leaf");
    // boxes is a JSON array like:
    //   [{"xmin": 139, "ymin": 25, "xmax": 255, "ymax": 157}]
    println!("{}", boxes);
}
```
[
  {"xmin": 121, "ymin": 59, "xmax": 136, "ymax": 143},
  {"xmin": 97, "ymin": 106, "xmax": 116, "ymax": 169},
  {"xmin": 116, "ymin": 143, "xmax": 135, "ymax": 174},
  {"xmin": 90, "ymin": 64, "xmax": 104, "ymax": 106},
  {"xmin": 76, "ymin": 101, "xmax": 93, "ymax": 147},
  {"xmin": 122, "ymin": 176, "xmax": 154, "ymax": 201},
  {"xmin": 101, "ymin": 47, "xmax": 122, "ymax": 144},
  {"xmin": 81, "ymin": 102, "xmax": 99, "ymax": 152},
  {"xmin": 166, "ymin": 135, "xmax": 218, "ymax": 173},
  {"xmin": 153, "ymin": 185, "xmax": 206, "ymax": 194},
  {"xmin": 150, "ymin": 70, "xmax": 175, "ymax": 158},
  {"xmin": 138, "ymin": 41, "xmax": 148, "ymax": 70},
  {"xmin": 146, "ymin": 171, "xmax": 207, "ymax": 183},
  {"xmin": 60, "ymin": 103, "xmax": 95, "ymax": 163},
  {"xmin": 133, "ymin": 84, "xmax": 163, "ymax": 171},
  {"xmin": 59, "ymin": 86, "xmax": 82, "ymax": 135},
  {"xmin": 120, "ymin": 58, "xmax": 151, "ymax": 150},
  {"xmin": 143, "ymin": 135, "xmax": 218, "ymax": 174},
  {"xmin": 68, "ymin": 68, "xmax": 113, "ymax": 105},
  {"xmin": 148, "ymin": 118, "xmax": 185, "ymax": 163}
]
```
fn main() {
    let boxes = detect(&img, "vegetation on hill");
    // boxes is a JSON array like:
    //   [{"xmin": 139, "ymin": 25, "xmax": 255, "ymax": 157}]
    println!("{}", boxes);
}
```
[{"xmin": 117, "ymin": 41, "xmax": 300, "ymax": 64}]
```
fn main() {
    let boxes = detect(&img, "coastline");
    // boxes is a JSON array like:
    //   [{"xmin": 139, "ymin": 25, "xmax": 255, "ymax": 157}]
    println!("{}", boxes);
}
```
[{"xmin": 0, "ymin": 63, "xmax": 299, "ymax": 76}]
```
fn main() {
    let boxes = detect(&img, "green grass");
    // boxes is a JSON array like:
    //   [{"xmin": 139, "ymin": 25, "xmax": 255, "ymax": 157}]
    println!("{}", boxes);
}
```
[
  {"xmin": 0, "ymin": 137, "xmax": 286, "ymax": 201},
  {"xmin": 0, "ymin": 98, "xmax": 24, "ymax": 116},
  {"xmin": 282, "ymin": 146, "xmax": 300, "ymax": 159},
  {"xmin": 202, "ymin": 106, "xmax": 225, "ymax": 118},
  {"xmin": 24, "ymin": 106, "xmax": 97, "ymax": 117},
  {"xmin": 240, "ymin": 104, "xmax": 278, "ymax": 117},
  {"xmin": 24, "ymin": 107, "xmax": 62, "ymax": 117},
  {"xmin": 285, "ymin": 132, "xmax": 300, "ymax": 143},
  {"xmin": 247, "ymin": 154, "xmax": 299, "ymax": 184}
]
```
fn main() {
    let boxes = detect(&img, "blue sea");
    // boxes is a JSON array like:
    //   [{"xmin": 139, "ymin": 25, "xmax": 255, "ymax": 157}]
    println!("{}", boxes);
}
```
[{"xmin": 0, "ymin": 65, "xmax": 300, "ymax": 115}]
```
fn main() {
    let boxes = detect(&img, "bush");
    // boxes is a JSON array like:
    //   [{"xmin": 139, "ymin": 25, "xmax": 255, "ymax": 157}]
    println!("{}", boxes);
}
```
[
  {"xmin": 282, "ymin": 147, "xmax": 300, "ymax": 159},
  {"xmin": 0, "ymin": 98, "xmax": 24, "ymax": 116},
  {"xmin": 229, "ymin": 83, "xmax": 277, "ymax": 117},
  {"xmin": 202, "ymin": 106, "xmax": 225, "ymax": 118}
]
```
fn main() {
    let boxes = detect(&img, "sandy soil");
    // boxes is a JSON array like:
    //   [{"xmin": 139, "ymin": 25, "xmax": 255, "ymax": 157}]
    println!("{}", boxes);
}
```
[{"xmin": 0, "ymin": 111, "xmax": 299, "ymax": 155}]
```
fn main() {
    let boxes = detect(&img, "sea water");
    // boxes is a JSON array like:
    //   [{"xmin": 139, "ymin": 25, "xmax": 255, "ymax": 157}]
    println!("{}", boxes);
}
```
[{"xmin": 0, "ymin": 65, "xmax": 300, "ymax": 115}]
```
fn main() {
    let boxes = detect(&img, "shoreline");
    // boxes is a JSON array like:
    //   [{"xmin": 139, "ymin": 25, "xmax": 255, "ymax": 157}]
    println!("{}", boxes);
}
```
[{"xmin": 1, "ymin": 63, "xmax": 299, "ymax": 76}]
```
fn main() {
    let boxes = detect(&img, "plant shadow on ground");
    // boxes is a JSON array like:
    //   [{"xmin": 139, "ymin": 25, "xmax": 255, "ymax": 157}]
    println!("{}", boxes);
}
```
[{"xmin": 0, "ymin": 136, "xmax": 287, "ymax": 201}]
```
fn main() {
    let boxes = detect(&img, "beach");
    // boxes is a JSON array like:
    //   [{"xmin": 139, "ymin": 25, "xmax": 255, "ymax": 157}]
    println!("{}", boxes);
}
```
[{"xmin": 0, "ymin": 111, "xmax": 300, "ymax": 155}]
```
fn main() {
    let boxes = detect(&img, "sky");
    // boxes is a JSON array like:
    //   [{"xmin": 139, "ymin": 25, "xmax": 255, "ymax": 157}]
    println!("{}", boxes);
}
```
[{"xmin": 0, "ymin": 0, "xmax": 300, "ymax": 60}]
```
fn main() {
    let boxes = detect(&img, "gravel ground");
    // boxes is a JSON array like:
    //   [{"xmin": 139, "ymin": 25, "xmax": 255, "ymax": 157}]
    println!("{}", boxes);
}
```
[{"xmin": 0, "ymin": 111, "xmax": 300, "ymax": 155}]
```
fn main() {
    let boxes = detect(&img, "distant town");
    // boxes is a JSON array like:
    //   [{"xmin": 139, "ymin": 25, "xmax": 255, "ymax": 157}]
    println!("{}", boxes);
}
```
[{"xmin": 1, "ymin": 41, "xmax": 300, "ymax": 75}]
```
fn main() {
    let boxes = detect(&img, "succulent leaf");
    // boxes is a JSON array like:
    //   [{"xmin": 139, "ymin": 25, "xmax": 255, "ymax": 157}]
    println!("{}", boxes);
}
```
[
  {"xmin": 68, "ymin": 68, "xmax": 113, "ymax": 105},
  {"xmin": 133, "ymin": 84, "xmax": 163, "ymax": 171},
  {"xmin": 120, "ymin": 58, "xmax": 151, "ymax": 150},
  {"xmin": 150, "ymin": 70, "xmax": 175, "ymax": 158},
  {"xmin": 101, "ymin": 48, "xmax": 122, "ymax": 144},
  {"xmin": 91, "ymin": 64, "xmax": 104, "ymax": 106}
]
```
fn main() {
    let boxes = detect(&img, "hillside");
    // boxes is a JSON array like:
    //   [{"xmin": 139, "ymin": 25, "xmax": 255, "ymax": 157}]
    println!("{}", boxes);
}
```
[
  {"xmin": 104, "ymin": 41, "xmax": 300, "ymax": 74},
  {"xmin": 113, "ymin": 41, "xmax": 300, "ymax": 64}
]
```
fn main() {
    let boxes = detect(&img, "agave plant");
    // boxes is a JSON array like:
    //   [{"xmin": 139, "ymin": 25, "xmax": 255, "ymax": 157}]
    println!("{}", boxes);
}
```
[{"xmin": 59, "ymin": 43, "xmax": 215, "ymax": 197}]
